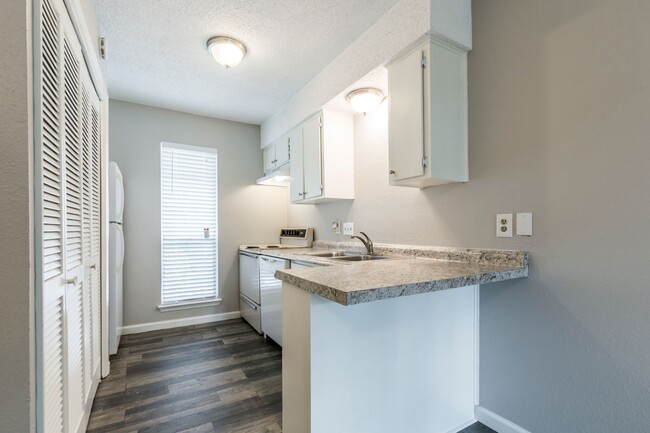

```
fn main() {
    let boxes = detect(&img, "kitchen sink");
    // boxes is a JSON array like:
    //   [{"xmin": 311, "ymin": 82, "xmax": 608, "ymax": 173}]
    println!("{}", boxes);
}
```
[
  {"xmin": 306, "ymin": 251, "xmax": 352, "ymax": 257},
  {"xmin": 330, "ymin": 254, "xmax": 399, "ymax": 261}
]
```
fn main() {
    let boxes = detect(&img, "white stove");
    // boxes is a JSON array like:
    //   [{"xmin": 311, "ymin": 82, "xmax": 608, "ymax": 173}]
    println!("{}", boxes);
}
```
[{"xmin": 239, "ymin": 228, "xmax": 314, "ymax": 340}]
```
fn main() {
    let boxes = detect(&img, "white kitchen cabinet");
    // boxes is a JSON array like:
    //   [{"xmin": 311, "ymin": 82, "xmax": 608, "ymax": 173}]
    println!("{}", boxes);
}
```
[
  {"xmin": 289, "ymin": 127, "xmax": 304, "ymax": 203},
  {"xmin": 263, "ymin": 135, "xmax": 291, "ymax": 174},
  {"xmin": 290, "ymin": 109, "xmax": 354, "ymax": 204},
  {"xmin": 387, "ymin": 37, "xmax": 468, "ymax": 188}
]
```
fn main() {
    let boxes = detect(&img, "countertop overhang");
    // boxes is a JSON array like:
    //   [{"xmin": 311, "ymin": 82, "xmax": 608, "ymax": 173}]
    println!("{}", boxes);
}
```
[{"xmin": 268, "ymin": 241, "xmax": 529, "ymax": 306}]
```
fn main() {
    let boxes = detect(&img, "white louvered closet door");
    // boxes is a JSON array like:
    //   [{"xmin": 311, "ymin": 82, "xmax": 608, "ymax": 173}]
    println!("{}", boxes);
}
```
[
  {"xmin": 89, "ymin": 90, "xmax": 102, "ymax": 379},
  {"xmin": 37, "ymin": 0, "xmax": 67, "ymax": 431},
  {"xmin": 62, "ymin": 16, "xmax": 86, "ymax": 433},
  {"xmin": 36, "ymin": 0, "xmax": 103, "ymax": 432}
]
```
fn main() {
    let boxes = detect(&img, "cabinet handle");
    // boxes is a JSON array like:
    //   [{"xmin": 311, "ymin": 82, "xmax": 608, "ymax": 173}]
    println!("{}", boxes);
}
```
[
  {"xmin": 389, "ymin": 169, "xmax": 396, "ymax": 175},
  {"xmin": 298, "ymin": 192, "xmax": 304, "ymax": 196},
  {"xmin": 90, "ymin": 264, "xmax": 96, "ymax": 270}
]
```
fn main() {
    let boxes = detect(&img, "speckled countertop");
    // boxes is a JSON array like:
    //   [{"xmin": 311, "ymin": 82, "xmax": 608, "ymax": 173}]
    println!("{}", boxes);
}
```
[{"xmin": 262, "ymin": 241, "xmax": 529, "ymax": 306}]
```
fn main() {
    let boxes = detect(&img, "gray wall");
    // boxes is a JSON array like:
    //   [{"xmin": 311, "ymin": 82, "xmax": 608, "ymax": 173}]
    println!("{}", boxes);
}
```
[
  {"xmin": 288, "ymin": 0, "xmax": 650, "ymax": 431},
  {"xmin": 0, "ymin": 0, "xmax": 35, "ymax": 431},
  {"xmin": 109, "ymin": 100, "xmax": 287, "ymax": 327}
]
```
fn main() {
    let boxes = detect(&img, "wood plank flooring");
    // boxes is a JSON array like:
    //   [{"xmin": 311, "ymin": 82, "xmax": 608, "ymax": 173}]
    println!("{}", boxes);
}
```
[{"xmin": 88, "ymin": 318, "xmax": 494, "ymax": 433}]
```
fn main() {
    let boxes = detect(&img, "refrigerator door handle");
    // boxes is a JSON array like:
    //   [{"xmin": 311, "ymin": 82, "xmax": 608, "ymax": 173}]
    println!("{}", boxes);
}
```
[{"xmin": 117, "ymin": 225, "xmax": 125, "ymax": 274}]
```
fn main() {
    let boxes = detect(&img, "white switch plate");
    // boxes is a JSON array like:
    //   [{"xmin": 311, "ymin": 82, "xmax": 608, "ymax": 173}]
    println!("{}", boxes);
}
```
[
  {"xmin": 516, "ymin": 213, "xmax": 533, "ymax": 236},
  {"xmin": 496, "ymin": 214, "xmax": 513, "ymax": 238},
  {"xmin": 331, "ymin": 221, "xmax": 341, "ymax": 234},
  {"xmin": 343, "ymin": 222, "xmax": 354, "ymax": 236}
]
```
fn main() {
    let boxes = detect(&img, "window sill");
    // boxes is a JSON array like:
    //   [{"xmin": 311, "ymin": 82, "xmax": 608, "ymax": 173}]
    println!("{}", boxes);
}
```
[{"xmin": 158, "ymin": 298, "xmax": 222, "ymax": 312}]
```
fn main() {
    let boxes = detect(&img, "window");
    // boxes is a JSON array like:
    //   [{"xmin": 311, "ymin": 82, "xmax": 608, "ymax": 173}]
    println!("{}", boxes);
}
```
[{"xmin": 160, "ymin": 142, "xmax": 219, "ymax": 310}]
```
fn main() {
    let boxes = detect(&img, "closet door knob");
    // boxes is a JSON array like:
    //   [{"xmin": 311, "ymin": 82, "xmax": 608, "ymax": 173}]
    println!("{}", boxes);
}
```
[{"xmin": 66, "ymin": 276, "xmax": 78, "ymax": 286}]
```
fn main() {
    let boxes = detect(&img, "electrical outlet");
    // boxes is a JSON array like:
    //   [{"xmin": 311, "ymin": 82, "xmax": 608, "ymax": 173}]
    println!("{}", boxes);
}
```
[
  {"xmin": 331, "ymin": 221, "xmax": 341, "ymax": 234},
  {"xmin": 343, "ymin": 222, "xmax": 354, "ymax": 236},
  {"xmin": 496, "ymin": 214, "xmax": 513, "ymax": 238}
]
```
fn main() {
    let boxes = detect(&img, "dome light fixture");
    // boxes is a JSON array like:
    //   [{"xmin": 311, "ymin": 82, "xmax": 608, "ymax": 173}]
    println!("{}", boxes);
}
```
[
  {"xmin": 346, "ymin": 87, "xmax": 385, "ymax": 115},
  {"xmin": 207, "ymin": 36, "xmax": 247, "ymax": 69}
]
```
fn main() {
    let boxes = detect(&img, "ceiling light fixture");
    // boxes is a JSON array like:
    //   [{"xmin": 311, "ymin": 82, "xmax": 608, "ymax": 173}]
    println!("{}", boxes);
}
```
[
  {"xmin": 207, "ymin": 36, "xmax": 247, "ymax": 69},
  {"xmin": 346, "ymin": 87, "xmax": 385, "ymax": 114}
]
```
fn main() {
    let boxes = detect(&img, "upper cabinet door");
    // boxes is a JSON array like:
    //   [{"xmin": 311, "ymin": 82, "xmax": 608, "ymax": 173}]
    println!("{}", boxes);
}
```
[
  {"xmin": 289, "ymin": 127, "xmax": 304, "ymax": 203},
  {"xmin": 302, "ymin": 115, "xmax": 323, "ymax": 200},
  {"xmin": 263, "ymin": 145, "xmax": 275, "ymax": 174},
  {"xmin": 275, "ymin": 135, "xmax": 290, "ymax": 167},
  {"xmin": 388, "ymin": 48, "xmax": 425, "ymax": 182}
]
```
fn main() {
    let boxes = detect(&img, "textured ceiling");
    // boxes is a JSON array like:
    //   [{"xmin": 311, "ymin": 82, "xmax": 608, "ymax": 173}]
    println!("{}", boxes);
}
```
[{"xmin": 93, "ymin": 0, "xmax": 401, "ymax": 124}]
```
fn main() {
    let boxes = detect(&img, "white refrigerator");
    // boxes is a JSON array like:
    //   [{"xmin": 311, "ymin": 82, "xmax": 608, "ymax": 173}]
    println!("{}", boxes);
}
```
[{"xmin": 109, "ymin": 162, "xmax": 124, "ymax": 355}]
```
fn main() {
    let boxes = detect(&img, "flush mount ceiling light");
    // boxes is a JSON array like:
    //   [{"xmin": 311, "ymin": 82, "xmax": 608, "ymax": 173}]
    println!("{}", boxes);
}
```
[
  {"xmin": 207, "ymin": 36, "xmax": 247, "ymax": 69},
  {"xmin": 346, "ymin": 87, "xmax": 385, "ymax": 114}
]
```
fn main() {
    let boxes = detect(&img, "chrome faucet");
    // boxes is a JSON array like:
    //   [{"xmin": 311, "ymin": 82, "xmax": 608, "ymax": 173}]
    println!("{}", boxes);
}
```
[{"xmin": 351, "ymin": 232, "xmax": 374, "ymax": 255}]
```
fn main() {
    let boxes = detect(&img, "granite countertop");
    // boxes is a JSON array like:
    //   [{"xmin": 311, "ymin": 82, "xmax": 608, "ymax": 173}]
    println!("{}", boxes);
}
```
[{"xmin": 267, "ymin": 241, "xmax": 529, "ymax": 306}]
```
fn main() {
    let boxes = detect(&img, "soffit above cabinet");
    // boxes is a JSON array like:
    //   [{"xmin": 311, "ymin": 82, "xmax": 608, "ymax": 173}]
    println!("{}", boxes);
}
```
[{"xmin": 93, "ymin": 0, "xmax": 401, "ymax": 124}]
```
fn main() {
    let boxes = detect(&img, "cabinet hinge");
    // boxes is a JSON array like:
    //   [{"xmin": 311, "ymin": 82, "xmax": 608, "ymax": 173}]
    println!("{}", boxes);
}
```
[
  {"xmin": 321, "ymin": 184, "xmax": 324, "ymax": 191},
  {"xmin": 422, "ymin": 157, "xmax": 428, "ymax": 168},
  {"xmin": 421, "ymin": 54, "xmax": 426, "ymax": 69}
]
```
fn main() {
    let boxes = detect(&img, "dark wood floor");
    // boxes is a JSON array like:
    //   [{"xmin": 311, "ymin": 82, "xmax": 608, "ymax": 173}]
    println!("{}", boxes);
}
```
[{"xmin": 88, "ymin": 319, "xmax": 494, "ymax": 433}]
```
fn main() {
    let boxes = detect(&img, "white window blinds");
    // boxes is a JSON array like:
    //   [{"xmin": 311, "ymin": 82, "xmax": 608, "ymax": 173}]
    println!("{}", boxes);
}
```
[{"xmin": 161, "ymin": 143, "xmax": 218, "ymax": 305}]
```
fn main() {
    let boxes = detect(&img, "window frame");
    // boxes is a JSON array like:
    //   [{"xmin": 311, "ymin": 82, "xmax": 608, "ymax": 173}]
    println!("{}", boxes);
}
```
[{"xmin": 158, "ymin": 141, "xmax": 221, "ymax": 311}]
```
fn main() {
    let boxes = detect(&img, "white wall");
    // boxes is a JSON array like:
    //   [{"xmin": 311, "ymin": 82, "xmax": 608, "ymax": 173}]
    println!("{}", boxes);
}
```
[
  {"xmin": 287, "ymin": 1, "xmax": 650, "ymax": 429},
  {"xmin": 0, "ymin": 0, "xmax": 35, "ymax": 432},
  {"xmin": 108, "ymin": 100, "xmax": 287, "ymax": 327}
]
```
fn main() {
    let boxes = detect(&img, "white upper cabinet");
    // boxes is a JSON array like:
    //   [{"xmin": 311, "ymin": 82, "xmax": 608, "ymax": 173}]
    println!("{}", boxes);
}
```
[
  {"xmin": 388, "ymin": 38, "xmax": 468, "ymax": 188},
  {"xmin": 290, "ymin": 109, "xmax": 354, "ymax": 204},
  {"xmin": 275, "ymin": 136, "xmax": 290, "ymax": 167},
  {"xmin": 263, "ymin": 135, "xmax": 290, "ymax": 175},
  {"xmin": 289, "ymin": 127, "xmax": 304, "ymax": 203}
]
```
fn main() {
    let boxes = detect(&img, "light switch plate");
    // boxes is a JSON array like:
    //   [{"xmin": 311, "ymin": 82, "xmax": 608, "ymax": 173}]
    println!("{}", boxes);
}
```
[
  {"xmin": 343, "ymin": 222, "xmax": 354, "ymax": 236},
  {"xmin": 516, "ymin": 213, "xmax": 533, "ymax": 236},
  {"xmin": 496, "ymin": 214, "xmax": 513, "ymax": 237}
]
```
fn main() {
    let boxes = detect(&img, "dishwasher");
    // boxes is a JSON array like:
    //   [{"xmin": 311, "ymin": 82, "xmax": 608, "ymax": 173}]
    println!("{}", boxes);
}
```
[{"xmin": 260, "ymin": 255, "xmax": 289, "ymax": 346}]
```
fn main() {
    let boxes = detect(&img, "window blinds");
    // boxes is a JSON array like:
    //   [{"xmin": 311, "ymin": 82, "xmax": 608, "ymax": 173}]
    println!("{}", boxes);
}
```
[{"xmin": 161, "ymin": 144, "xmax": 218, "ymax": 305}]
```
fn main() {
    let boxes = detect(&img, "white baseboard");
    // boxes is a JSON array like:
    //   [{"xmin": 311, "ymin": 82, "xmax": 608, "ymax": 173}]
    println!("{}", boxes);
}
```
[
  {"xmin": 446, "ymin": 418, "xmax": 477, "ymax": 433},
  {"xmin": 121, "ymin": 311, "xmax": 241, "ymax": 335},
  {"xmin": 475, "ymin": 406, "xmax": 531, "ymax": 433}
]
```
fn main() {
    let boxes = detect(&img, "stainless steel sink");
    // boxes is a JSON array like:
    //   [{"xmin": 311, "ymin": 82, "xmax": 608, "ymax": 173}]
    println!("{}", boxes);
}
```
[
  {"xmin": 330, "ymin": 254, "xmax": 399, "ymax": 261},
  {"xmin": 305, "ymin": 251, "xmax": 351, "ymax": 258}
]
